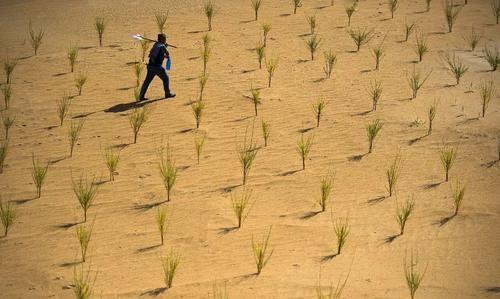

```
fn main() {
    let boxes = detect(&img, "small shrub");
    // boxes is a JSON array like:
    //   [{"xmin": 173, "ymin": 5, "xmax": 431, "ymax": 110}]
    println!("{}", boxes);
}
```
[
  {"xmin": 313, "ymin": 99, "xmax": 326, "ymax": 127},
  {"xmin": 103, "ymin": 147, "xmax": 120, "ymax": 181},
  {"xmin": 68, "ymin": 120, "xmax": 84, "ymax": 158},
  {"xmin": 199, "ymin": 74, "xmax": 209, "ymax": 101},
  {"xmin": 345, "ymin": 1, "xmax": 358, "ymax": 26},
  {"xmin": 94, "ymin": 17, "xmax": 106, "ymax": 47},
  {"xmin": 483, "ymin": 44, "xmax": 500, "ymax": 71},
  {"xmin": 76, "ymin": 222, "xmax": 93, "ymax": 262},
  {"xmin": 318, "ymin": 173, "xmax": 334, "ymax": 212},
  {"xmin": 442, "ymin": 52, "xmax": 468, "ymax": 85},
  {"xmin": 162, "ymin": 250, "xmax": 180, "ymax": 289},
  {"xmin": 388, "ymin": 0, "xmax": 399, "ymax": 19},
  {"xmin": 323, "ymin": 50, "xmax": 337, "ymax": 79},
  {"xmin": 252, "ymin": 227, "xmax": 273, "ymax": 275},
  {"xmin": 251, "ymin": 0, "xmax": 263, "ymax": 21},
  {"xmin": 194, "ymin": 133, "xmax": 206, "ymax": 164},
  {"xmin": 256, "ymin": 42, "xmax": 265, "ymax": 69},
  {"xmin": 192, "ymin": 100, "xmax": 205, "ymax": 129},
  {"xmin": 404, "ymin": 251, "xmax": 427, "ymax": 299},
  {"xmin": 28, "ymin": 20, "xmax": 44, "ymax": 56},
  {"xmin": 73, "ymin": 265, "xmax": 96, "ymax": 299},
  {"xmin": 231, "ymin": 188, "xmax": 254, "ymax": 228},
  {"xmin": 306, "ymin": 34, "xmax": 322, "ymax": 61},
  {"xmin": 348, "ymin": 28, "xmax": 374, "ymax": 52},
  {"xmin": 415, "ymin": 33, "xmax": 429, "ymax": 62},
  {"xmin": 0, "ymin": 199, "xmax": 16, "ymax": 237},
  {"xmin": 0, "ymin": 140, "xmax": 7, "ymax": 174},
  {"xmin": 265, "ymin": 57, "xmax": 279, "ymax": 87},
  {"xmin": 293, "ymin": 0, "xmax": 303, "ymax": 14},
  {"xmin": 371, "ymin": 43, "xmax": 385, "ymax": 70},
  {"xmin": 493, "ymin": 0, "xmax": 500, "ymax": 24},
  {"xmin": 2, "ymin": 84, "xmax": 11, "ymax": 109},
  {"xmin": 72, "ymin": 174, "xmax": 99, "ymax": 223},
  {"xmin": 154, "ymin": 10, "xmax": 169, "ymax": 33},
  {"xmin": 75, "ymin": 71, "xmax": 88, "ymax": 96},
  {"xmin": 306, "ymin": 15, "xmax": 318, "ymax": 35},
  {"xmin": 262, "ymin": 23, "xmax": 272, "ymax": 47},
  {"xmin": 407, "ymin": 67, "xmax": 431, "ymax": 99},
  {"xmin": 3, "ymin": 57, "xmax": 17, "ymax": 84},
  {"xmin": 31, "ymin": 154, "xmax": 48, "ymax": 198},
  {"xmin": 2, "ymin": 114, "xmax": 14, "ymax": 140},
  {"xmin": 440, "ymin": 145, "xmax": 457, "ymax": 182},
  {"xmin": 427, "ymin": 101, "xmax": 437, "ymax": 135},
  {"xmin": 238, "ymin": 126, "xmax": 259, "ymax": 185},
  {"xmin": 261, "ymin": 119, "xmax": 271, "ymax": 147},
  {"xmin": 451, "ymin": 180, "xmax": 465, "ymax": 216},
  {"xmin": 67, "ymin": 44, "xmax": 78, "ymax": 73},
  {"xmin": 204, "ymin": 0, "xmax": 216, "ymax": 31},
  {"xmin": 155, "ymin": 206, "xmax": 169, "ymax": 245},
  {"xmin": 134, "ymin": 63, "xmax": 143, "ymax": 87},
  {"xmin": 249, "ymin": 86, "xmax": 262, "ymax": 116},
  {"xmin": 404, "ymin": 20, "xmax": 416, "ymax": 42},
  {"xmin": 159, "ymin": 143, "xmax": 178, "ymax": 202},
  {"xmin": 366, "ymin": 119, "xmax": 382, "ymax": 153},
  {"xmin": 56, "ymin": 95, "xmax": 71, "ymax": 126},
  {"xmin": 202, "ymin": 34, "xmax": 212, "ymax": 75},
  {"xmin": 128, "ymin": 107, "xmax": 149, "ymax": 144},
  {"xmin": 386, "ymin": 152, "xmax": 402, "ymax": 197},
  {"xmin": 297, "ymin": 133, "xmax": 314, "ymax": 170},
  {"xmin": 396, "ymin": 196, "xmax": 414, "ymax": 235},
  {"xmin": 332, "ymin": 217, "xmax": 349, "ymax": 255},
  {"xmin": 367, "ymin": 79, "xmax": 383, "ymax": 111},
  {"xmin": 463, "ymin": 27, "xmax": 481, "ymax": 51},
  {"xmin": 479, "ymin": 79, "xmax": 495, "ymax": 118},
  {"xmin": 444, "ymin": 0, "xmax": 462, "ymax": 33}
]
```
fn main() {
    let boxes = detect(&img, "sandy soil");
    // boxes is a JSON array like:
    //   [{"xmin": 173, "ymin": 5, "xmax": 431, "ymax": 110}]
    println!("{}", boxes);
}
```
[{"xmin": 0, "ymin": 0, "xmax": 499, "ymax": 298}]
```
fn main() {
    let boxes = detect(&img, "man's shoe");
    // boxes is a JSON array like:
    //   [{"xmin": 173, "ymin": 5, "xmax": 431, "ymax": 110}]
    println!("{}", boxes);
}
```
[
  {"xmin": 165, "ymin": 93, "xmax": 176, "ymax": 99},
  {"xmin": 138, "ymin": 97, "xmax": 148, "ymax": 102}
]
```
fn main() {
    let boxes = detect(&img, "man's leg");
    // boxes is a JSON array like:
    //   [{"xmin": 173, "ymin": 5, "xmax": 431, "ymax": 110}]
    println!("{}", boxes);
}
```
[
  {"xmin": 156, "ymin": 68, "xmax": 173, "ymax": 97},
  {"xmin": 138, "ymin": 67, "xmax": 156, "ymax": 100}
]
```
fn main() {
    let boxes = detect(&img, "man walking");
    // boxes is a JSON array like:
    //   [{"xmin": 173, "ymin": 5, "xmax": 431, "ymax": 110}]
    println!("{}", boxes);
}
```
[{"xmin": 138, "ymin": 33, "xmax": 176, "ymax": 101}]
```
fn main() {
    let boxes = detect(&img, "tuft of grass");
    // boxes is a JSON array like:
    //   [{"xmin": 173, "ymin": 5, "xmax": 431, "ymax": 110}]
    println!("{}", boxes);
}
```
[
  {"xmin": 94, "ymin": 17, "xmax": 106, "ymax": 47},
  {"xmin": 306, "ymin": 15, "xmax": 318, "ymax": 35},
  {"xmin": 407, "ymin": 67, "xmax": 431, "ymax": 99},
  {"xmin": 451, "ymin": 180, "xmax": 465, "ymax": 216},
  {"xmin": 103, "ymin": 147, "xmax": 120, "ymax": 181},
  {"xmin": 345, "ymin": 1, "xmax": 358, "ymax": 26},
  {"xmin": 348, "ymin": 28, "xmax": 374, "ymax": 52},
  {"xmin": 56, "ymin": 94, "xmax": 71, "ymax": 126},
  {"xmin": 0, "ymin": 198, "xmax": 16, "ymax": 237},
  {"xmin": 396, "ymin": 196, "xmax": 414, "ymax": 235},
  {"xmin": 442, "ymin": 52, "xmax": 468, "ymax": 85},
  {"xmin": 251, "ymin": 0, "xmax": 263, "ymax": 21},
  {"xmin": 134, "ymin": 63, "xmax": 143, "ymax": 87},
  {"xmin": 313, "ymin": 99, "xmax": 327, "ymax": 127},
  {"xmin": 261, "ymin": 119, "xmax": 271, "ymax": 147},
  {"xmin": 265, "ymin": 57, "xmax": 279, "ymax": 87},
  {"xmin": 427, "ymin": 101, "xmax": 437, "ymax": 135},
  {"xmin": 293, "ymin": 0, "xmax": 303, "ymax": 14},
  {"xmin": 318, "ymin": 173, "xmax": 334, "ymax": 212},
  {"xmin": 404, "ymin": 251, "xmax": 427, "ymax": 299},
  {"xmin": 306, "ymin": 34, "xmax": 322, "ymax": 61},
  {"xmin": 404, "ymin": 19, "xmax": 416, "ymax": 42},
  {"xmin": 2, "ymin": 84, "xmax": 12, "ymax": 109},
  {"xmin": 250, "ymin": 86, "xmax": 262, "ymax": 116},
  {"xmin": 483, "ymin": 44, "xmax": 500, "ymax": 71},
  {"xmin": 28, "ymin": 20, "xmax": 44, "ymax": 56},
  {"xmin": 194, "ymin": 133, "xmax": 206, "ymax": 165},
  {"xmin": 493, "ymin": 0, "xmax": 500, "ymax": 24},
  {"xmin": 231, "ymin": 188, "xmax": 254, "ymax": 228},
  {"xmin": 191, "ymin": 100, "xmax": 205, "ymax": 129},
  {"xmin": 371, "ymin": 42, "xmax": 385, "ymax": 70},
  {"xmin": 211, "ymin": 281, "xmax": 230, "ymax": 299},
  {"xmin": 444, "ymin": 0, "xmax": 462, "ymax": 33},
  {"xmin": 256, "ymin": 42, "xmax": 266, "ymax": 69},
  {"xmin": 316, "ymin": 270, "xmax": 349, "ymax": 299},
  {"xmin": 238, "ymin": 126, "xmax": 259, "ymax": 185},
  {"xmin": 388, "ymin": 0, "xmax": 399, "ymax": 19},
  {"xmin": 134, "ymin": 87, "xmax": 140, "ymax": 102},
  {"xmin": 199, "ymin": 74, "xmax": 209, "ymax": 101},
  {"xmin": 479, "ymin": 79, "xmax": 495, "ymax": 118},
  {"xmin": 75, "ymin": 71, "xmax": 88, "ymax": 96},
  {"xmin": 154, "ymin": 10, "xmax": 169, "ymax": 33},
  {"xmin": 2, "ymin": 114, "xmax": 15, "ymax": 140},
  {"xmin": 0, "ymin": 140, "xmax": 7, "ymax": 174},
  {"xmin": 162, "ymin": 250, "xmax": 180, "ymax": 289},
  {"xmin": 463, "ymin": 27, "xmax": 481, "ymax": 51},
  {"xmin": 366, "ymin": 119, "xmax": 383, "ymax": 153},
  {"xmin": 155, "ymin": 206, "xmax": 169, "ymax": 245},
  {"xmin": 297, "ymin": 133, "xmax": 314, "ymax": 170},
  {"xmin": 68, "ymin": 120, "xmax": 84, "ymax": 158},
  {"xmin": 159, "ymin": 143, "xmax": 178, "ymax": 202},
  {"xmin": 367, "ymin": 79, "xmax": 383, "ymax": 111},
  {"xmin": 204, "ymin": 0, "xmax": 217, "ymax": 31},
  {"xmin": 252, "ymin": 227, "xmax": 273, "ymax": 275},
  {"xmin": 76, "ymin": 222, "xmax": 93, "ymax": 262},
  {"xmin": 72, "ymin": 174, "xmax": 99, "ymax": 223},
  {"xmin": 139, "ymin": 34, "xmax": 150, "ymax": 62},
  {"xmin": 67, "ymin": 44, "xmax": 79, "ymax": 73},
  {"xmin": 262, "ymin": 23, "xmax": 272, "ymax": 47},
  {"xmin": 202, "ymin": 34, "xmax": 212, "ymax": 75},
  {"xmin": 73, "ymin": 265, "xmax": 96, "ymax": 299},
  {"xmin": 3, "ymin": 57, "xmax": 17, "ymax": 84},
  {"xmin": 386, "ymin": 152, "xmax": 402, "ymax": 197},
  {"xmin": 332, "ymin": 217, "xmax": 349, "ymax": 255},
  {"xmin": 128, "ymin": 107, "xmax": 149, "ymax": 144},
  {"xmin": 440, "ymin": 145, "xmax": 457, "ymax": 182},
  {"xmin": 323, "ymin": 50, "xmax": 337, "ymax": 79},
  {"xmin": 415, "ymin": 33, "xmax": 429, "ymax": 62},
  {"xmin": 31, "ymin": 154, "xmax": 48, "ymax": 198}
]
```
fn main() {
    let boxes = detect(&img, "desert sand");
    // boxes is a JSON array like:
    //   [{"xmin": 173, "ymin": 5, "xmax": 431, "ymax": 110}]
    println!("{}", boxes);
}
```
[{"xmin": 0, "ymin": 0, "xmax": 499, "ymax": 298}]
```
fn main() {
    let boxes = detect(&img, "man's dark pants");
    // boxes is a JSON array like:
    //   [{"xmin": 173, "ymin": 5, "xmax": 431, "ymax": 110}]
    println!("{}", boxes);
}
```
[{"xmin": 139, "ymin": 65, "xmax": 170, "ymax": 99}]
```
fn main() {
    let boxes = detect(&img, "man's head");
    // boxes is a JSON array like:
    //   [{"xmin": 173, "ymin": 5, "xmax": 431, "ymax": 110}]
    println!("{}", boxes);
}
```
[{"xmin": 158, "ymin": 33, "xmax": 167, "ymax": 44}]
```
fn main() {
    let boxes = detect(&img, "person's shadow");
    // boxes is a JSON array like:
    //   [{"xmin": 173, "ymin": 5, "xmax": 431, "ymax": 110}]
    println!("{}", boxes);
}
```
[{"xmin": 104, "ymin": 98, "xmax": 163, "ymax": 113}]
